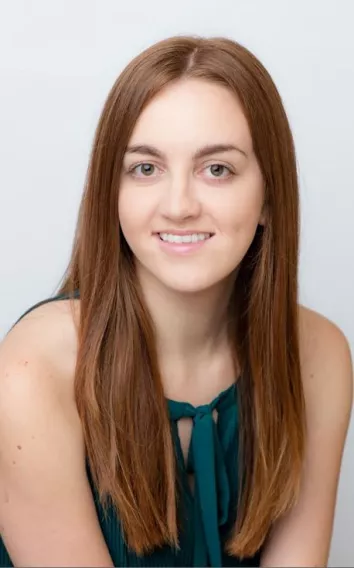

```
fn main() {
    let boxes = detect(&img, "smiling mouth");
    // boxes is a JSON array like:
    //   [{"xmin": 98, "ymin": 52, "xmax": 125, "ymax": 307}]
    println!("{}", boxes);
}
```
[{"xmin": 156, "ymin": 232, "xmax": 214, "ymax": 243}]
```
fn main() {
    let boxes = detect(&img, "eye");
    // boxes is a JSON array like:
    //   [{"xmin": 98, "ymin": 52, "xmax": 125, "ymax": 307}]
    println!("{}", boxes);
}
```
[
  {"xmin": 204, "ymin": 164, "xmax": 234, "ymax": 179},
  {"xmin": 128, "ymin": 163, "xmax": 158, "ymax": 177}
]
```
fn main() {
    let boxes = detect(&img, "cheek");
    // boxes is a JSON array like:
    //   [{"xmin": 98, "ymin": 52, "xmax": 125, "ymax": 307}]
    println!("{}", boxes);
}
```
[
  {"xmin": 211, "ymin": 166, "xmax": 264, "ymax": 224},
  {"xmin": 213, "ymin": 188, "xmax": 264, "ymax": 266},
  {"xmin": 216, "ymin": 191, "xmax": 263, "ymax": 235},
  {"xmin": 118, "ymin": 187, "xmax": 155, "ymax": 247}
]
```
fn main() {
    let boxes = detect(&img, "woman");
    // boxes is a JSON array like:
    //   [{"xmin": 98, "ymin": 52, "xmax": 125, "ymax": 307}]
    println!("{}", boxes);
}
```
[{"xmin": 0, "ymin": 35, "xmax": 352, "ymax": 567}]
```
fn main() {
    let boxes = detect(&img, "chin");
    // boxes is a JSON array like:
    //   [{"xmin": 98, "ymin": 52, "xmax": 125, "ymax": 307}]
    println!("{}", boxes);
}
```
[
  {"xmin": 153, "ymin": 271, "xmax": 229, "ymax": 295},
  {"xmin": 164, "ymin": 282, "xmax": 213, "ymax": 295},
  {"xmin": 136, "ymin": 259, "xmax": 237, "ymax": 296}
]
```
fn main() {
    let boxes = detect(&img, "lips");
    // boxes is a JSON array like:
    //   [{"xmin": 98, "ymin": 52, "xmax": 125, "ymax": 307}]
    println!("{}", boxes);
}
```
[{"xmin": 154, "ymin": 231, "xmax": 214, "ymax": 236}]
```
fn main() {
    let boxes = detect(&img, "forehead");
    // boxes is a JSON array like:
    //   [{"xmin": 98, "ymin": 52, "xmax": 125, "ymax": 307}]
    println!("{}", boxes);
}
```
[{"xmin": 128, "ymin": 79, "xmax": 253, "ymax": 154}]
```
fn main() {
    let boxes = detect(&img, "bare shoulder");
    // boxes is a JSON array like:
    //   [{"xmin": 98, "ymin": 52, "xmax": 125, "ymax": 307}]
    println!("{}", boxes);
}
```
[
  {"xmin": 0, "ymin": 297, "xmax": 80, "ymax": 398},
  {"xmin": 260, "ymin": 307, "xmax": 353, "ymax": 565},
  {"xmin": 298, "ymin": 304, "xmax": 353, "ymax": 421},
  {"xmin": 0, "ymin": 296, "xmax": 82, "ymax": 481},
  {"xmin": 0, "ymin": 299, "xmax": 113, "ymax": 565},
  {"xmin": 0, "ymin": 296, "xmax": 83, "ymax": 474},
  {"xmin": 298, "ymin": 304, "xmax": 351, "ymax": 361}
]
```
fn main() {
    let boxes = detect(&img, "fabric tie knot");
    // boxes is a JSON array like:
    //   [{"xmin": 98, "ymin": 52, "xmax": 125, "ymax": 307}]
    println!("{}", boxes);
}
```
[{"xmin": 168, "ymin": 383, "xmax": 238, "ymax": 567}]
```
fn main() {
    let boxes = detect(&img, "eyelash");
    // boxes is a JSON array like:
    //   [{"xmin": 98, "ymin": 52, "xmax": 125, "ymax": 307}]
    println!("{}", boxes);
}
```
[{"xmin": 126, "ymin": 162, "xmax": 235, "ymax": 181}]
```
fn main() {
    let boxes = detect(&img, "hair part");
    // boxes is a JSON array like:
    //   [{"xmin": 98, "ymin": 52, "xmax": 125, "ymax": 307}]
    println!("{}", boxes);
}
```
[{"xmin": 58, "ymin": 35, "xmax": 306, "ymax": 559}]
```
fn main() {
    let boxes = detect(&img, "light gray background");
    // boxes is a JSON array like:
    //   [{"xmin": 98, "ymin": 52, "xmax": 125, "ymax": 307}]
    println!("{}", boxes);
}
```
[{"xmin": 0, "ymin": 1, "xmax": 353, "ymax": 565}]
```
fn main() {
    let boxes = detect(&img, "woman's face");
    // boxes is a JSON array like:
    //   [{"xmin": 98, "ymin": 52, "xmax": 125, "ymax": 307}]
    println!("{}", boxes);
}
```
[{"xmin": 118, "ymin": 78, "xmax": 265, "ymax": 294}]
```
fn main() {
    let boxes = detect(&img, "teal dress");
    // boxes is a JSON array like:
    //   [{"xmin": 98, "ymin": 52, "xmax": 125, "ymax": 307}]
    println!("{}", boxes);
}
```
[{"xmin": 0, "ymin": 293, "xmax": 261, "ymax": 567}]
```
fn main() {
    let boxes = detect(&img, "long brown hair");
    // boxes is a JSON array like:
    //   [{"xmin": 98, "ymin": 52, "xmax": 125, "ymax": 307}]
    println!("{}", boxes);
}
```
[{"xmin": 57, "ymin": 35, "xmax": 306, "ymax": 558}]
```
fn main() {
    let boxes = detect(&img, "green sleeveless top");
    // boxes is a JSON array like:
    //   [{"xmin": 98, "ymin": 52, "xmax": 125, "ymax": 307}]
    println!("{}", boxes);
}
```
[{"xmin": 0, "ymin": 293, "xmax": 261, "ymax": 567}]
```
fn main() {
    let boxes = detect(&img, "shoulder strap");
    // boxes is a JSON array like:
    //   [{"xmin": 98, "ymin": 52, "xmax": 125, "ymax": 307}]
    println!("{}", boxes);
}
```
[{"xmin": 11, "ymin": 289, "xmax": 80, "ymax": 330}]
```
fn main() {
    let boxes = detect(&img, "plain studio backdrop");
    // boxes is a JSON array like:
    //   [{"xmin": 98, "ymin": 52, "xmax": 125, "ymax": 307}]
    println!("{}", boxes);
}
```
[{"xmin": 0, "ymin": 1, "xmax": 353, "ymax": 565}]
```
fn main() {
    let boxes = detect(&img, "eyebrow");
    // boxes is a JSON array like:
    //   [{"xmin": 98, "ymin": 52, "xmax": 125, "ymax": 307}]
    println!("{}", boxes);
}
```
[{"xmin": 125, "ymin": 143, "xmax": 247, "ymax": 160}]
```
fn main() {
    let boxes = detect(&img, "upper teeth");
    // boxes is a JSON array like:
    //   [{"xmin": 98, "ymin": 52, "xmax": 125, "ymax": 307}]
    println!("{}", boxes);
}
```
[{"xmin": 159, "ymin": 233, "xmax": 211, "ymax": 243}]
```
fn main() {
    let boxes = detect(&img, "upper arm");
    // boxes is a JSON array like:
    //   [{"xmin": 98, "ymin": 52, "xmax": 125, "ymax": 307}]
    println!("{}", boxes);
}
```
[
  {"xmin": 261, "ymin": 310, "xmax": 353, "ymax": 567},
  {"xmin": 0, "ymin": 335, "xmax": 114, "ymax": 567}
]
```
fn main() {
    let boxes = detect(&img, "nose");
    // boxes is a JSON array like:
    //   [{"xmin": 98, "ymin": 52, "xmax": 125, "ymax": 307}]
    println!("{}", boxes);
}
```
[{"xmin": 160, "ymin": 174, "xmax": 201, "ymax": 221}]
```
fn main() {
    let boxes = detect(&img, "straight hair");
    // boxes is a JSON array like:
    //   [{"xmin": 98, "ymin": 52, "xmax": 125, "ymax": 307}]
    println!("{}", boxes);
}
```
[{"xmin": 58, "ymin": 35, "xmax": 306, "ymax": 558}]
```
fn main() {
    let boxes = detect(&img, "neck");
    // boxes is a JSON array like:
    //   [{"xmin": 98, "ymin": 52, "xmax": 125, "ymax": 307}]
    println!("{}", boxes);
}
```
[{"xmin": 137, "ymin": 267, "xmax": 238, "ymax": 392}]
